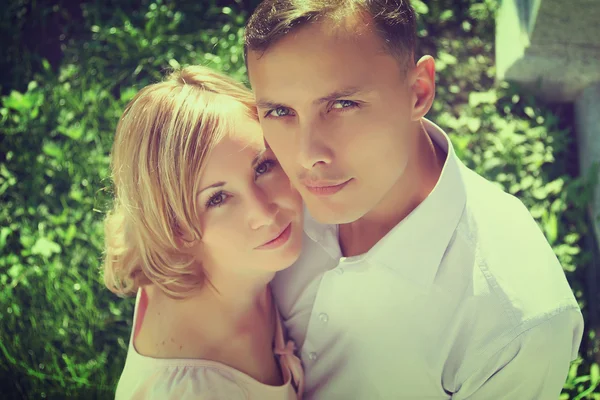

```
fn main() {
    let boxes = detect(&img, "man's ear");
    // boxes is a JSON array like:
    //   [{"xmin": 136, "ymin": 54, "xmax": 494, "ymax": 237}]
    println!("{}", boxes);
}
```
[{"xmin": 410, "ymin": 55, "xmax": 436, "ymax": 121}]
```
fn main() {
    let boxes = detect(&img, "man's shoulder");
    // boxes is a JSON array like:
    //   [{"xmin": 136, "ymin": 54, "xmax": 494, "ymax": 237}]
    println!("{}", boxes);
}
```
[
  {"xmin": 456, "ymin": 165, "xmax": 579, "ymax": 324},
  {"xmin": 441, "ymin": 166, "xmax": 582, "ymax": 378}
]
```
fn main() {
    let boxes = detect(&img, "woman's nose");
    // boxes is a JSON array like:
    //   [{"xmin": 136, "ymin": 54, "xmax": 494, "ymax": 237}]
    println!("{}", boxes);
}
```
[{"xmin": 247, "ymin": 186, "xmax": 279, "ymax": 231}]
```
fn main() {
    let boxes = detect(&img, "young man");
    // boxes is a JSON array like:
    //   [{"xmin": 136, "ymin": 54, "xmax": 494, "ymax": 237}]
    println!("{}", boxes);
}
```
[{"xmin": 244, "ymin": 1, "xmax": 584, "ymax": 398}]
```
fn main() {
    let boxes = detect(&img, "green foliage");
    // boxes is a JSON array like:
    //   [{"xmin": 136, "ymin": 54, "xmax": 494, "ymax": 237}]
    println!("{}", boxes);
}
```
[
  {"xmin": 0, "ymin": 1, "xmax": 250, "ymax": 398},
  {"xmin": 0, "ymin": 0, "xmax": 598, "ymax": 398}
]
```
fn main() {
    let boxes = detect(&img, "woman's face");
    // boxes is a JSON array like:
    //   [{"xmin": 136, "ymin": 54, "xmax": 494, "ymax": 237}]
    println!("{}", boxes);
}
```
[{"xmin": 195, "ymin": 108, "xmax": 303, "ymax": 276}]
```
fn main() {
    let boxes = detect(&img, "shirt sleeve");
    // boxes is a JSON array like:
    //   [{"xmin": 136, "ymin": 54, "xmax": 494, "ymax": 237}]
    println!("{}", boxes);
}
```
[
  {"xmin": 452, "ymin": 308, "xmax": 584, "ymax": 400},
  {"xmin": 122, "ymin": 366, "xmax": 248, "ymax": 400}
]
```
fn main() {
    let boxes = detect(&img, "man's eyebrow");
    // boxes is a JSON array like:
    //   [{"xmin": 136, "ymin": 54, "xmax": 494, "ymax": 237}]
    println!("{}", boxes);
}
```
[
  {"xmin": 315, "ymin": 86, "xmax": 364, "ymax": 105},
  {"xmin": 256, "ymin": 86, "xmax": 366, "ymax": 110},
  {"xmin": 256, "ymin": 99, "xmax": 288, "ymax": 110}
]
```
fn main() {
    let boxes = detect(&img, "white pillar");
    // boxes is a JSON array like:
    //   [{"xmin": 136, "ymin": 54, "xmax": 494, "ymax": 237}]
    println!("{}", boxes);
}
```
[
  {"xmin": 575, "ymin": 83, "xmax": 600, "ymax": 248},
  {"xmin": 496, "ymin": 0, "xmax": 600, "ymax": 102}
]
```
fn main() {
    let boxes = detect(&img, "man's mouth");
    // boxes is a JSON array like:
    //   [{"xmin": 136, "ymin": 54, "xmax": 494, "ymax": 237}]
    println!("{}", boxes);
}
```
[{"xmin": 302, "ymin": 178, "xmax": 353, "ymax": 196}]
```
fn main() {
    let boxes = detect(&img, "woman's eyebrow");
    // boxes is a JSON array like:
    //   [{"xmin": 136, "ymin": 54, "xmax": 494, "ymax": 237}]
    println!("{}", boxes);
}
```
[{"xmin": 198, "ymin": 181, "xmax": 225, "ymax": 194}]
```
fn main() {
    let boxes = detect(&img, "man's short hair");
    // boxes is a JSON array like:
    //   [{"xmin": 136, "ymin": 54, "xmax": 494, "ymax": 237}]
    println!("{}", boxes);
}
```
[{"xmin": 244, "ymin": 0, "xmax": 417, "ymax": 70}]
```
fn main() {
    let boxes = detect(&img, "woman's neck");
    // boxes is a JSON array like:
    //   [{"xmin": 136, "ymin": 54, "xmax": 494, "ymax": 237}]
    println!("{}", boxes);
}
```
[
  {"xmin": 142, "ymin": 268, "xmax": 275, "ymax": 346},
  {"xmin": 135, "ymin": 270, "xmax": 281, "ymax": 384},
  {"xmin": 202, "ymin": 269, "xmax": 275, "ymax": 325}
]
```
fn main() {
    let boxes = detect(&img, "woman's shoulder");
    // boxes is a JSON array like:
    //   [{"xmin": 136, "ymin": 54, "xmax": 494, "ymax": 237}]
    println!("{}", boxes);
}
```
[{"xmin": 116, "ymin": 362, "xmax": 248, "ymax": 400}]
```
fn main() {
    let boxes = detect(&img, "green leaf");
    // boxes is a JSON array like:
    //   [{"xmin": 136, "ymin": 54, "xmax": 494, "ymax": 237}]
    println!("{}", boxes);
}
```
[
  {"xmin": 438, "ymin": 51, "xmax": 458, "ymax": 66},
  {"xmin": 0, "ymin": 227, "xmax": 12, "ymax": 249},
  {"xmin": 412, "ymin": 0, "xmax": 429, "ymax": 14},
  {"xmin": 544, "ymin": 212, "xmax": 558, "ymax": 244},
  {"xmin": 466, "ymin": 118, "xmax": 481, "ymax": 133},
  {"xmin": 440, "ymin": 10, "xmax": 454, "ymax": 22},
  {"xmin": 591, "ymin": 363, "xmax": 600, "ymax": 386},
  {"xmin": 58, "ymin": 123, "xmax": 84, "ymax": 140},
  {"xmin": 43, "ymin": 142, "xmax": 63, "ymax": 159},
  {"xmin": 524, "ymin": 106, "xmax": 536, "ymax": 119},
  {"xmin": 120, "ymin": 87, "xmax": 138, "ymax": 102},
  {"xmin": 31, "ymin": 237, "xmax": 62, "ymax": 257},
  {"xmin": 64, "ymin": 225, "xmax": 77, "ymax": 246},
  {"xmin": 469, "ymin": 90, "xmax": 497, "ymax": 108},
  {"xmin": 564, "ymin": 233, "xmax": 580, "ymax": 245},
  {"xmin": 7, "ymin": 264, "xmax": 23, "ymax": 279},
  {"xmin": 12, "ymin": 303, "xmax": 21, "ymax": 317},
  {"xmin": 568, "ymin": 361, "xmax": 581, "ymax": 381},
  {"xmin": 3, "ymin": 90, "xmax": 33, "ymax": 112}
]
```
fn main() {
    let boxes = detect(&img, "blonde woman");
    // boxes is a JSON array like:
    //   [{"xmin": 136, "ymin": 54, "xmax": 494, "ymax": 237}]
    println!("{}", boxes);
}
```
[{"xmin": 103, "ymin": 66, "xmax": 304, "ymax": 399}]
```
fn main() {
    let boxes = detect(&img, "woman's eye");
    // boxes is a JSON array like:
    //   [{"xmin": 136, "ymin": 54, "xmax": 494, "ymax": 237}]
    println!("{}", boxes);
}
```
[
  {"xmin": 255, "ymin": 159, "xmax": 276, "ymax": 177},
  {"xmin": 265, "ymin": 107, "xmax": 291, "ymax": 118},
  {"xmin": 206, "ymin": 192, "xmax": 227, "ymax": 209},
  {"xmin": 331, "ymin": 100, "xmax": 357, "ymax": 110}
]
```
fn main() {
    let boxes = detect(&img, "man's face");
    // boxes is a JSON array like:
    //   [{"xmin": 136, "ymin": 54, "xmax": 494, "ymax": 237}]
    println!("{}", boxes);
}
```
[{"xmin": 248, "ymin": 18, "xmax": 423, "ymax": 224}]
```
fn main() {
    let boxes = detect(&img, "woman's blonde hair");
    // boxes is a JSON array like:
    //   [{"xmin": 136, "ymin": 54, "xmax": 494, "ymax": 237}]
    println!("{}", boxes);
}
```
[{"xmin": 103, "ymin": 65, "xmax": 256, "ymax": 299}]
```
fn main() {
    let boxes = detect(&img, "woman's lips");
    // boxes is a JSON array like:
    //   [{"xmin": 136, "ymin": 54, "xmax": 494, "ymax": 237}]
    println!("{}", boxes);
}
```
[{"xmin": 255, "ymin": 223, "xmax": 292, "ymax": 250}]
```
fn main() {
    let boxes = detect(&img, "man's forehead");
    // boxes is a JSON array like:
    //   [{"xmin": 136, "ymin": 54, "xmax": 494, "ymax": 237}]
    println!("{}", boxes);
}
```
[
  {"xmin": 248, "ymin": 26, "xmax": 387, "ymax": 79},
  {"xmin": 250, "ymin": 48, "xmax": 377, "ymax": 108},
  {"xmin": 249, "ymin": 16, "xmax": 382, "ymax": 61}
]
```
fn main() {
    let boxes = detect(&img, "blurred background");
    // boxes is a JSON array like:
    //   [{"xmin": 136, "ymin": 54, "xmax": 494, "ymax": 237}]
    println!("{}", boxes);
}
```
[{"xmin": 1, "ymin": 0, "xmax": 599, "ymax": 398}]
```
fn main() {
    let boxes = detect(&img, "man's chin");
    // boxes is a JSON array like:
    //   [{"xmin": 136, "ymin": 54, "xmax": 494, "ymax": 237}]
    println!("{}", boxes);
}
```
[{"xmin": 304, "ymin": 200, "xmax": 365, "ymax": 225}]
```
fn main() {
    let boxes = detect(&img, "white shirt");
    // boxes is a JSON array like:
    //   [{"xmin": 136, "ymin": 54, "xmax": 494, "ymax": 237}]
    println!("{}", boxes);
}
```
[{"xmin": 272, "ymin": 118, "xmax": 584, "ymax": 400}]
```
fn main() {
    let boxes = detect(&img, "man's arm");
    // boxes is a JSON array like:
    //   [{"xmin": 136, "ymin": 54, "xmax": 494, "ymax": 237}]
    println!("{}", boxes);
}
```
[{"xmin": 452, "ymin": 308, "xmax": 584, "ymax": 400}]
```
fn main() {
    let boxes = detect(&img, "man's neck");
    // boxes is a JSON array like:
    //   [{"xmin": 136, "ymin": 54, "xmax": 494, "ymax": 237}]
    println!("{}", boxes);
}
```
[{"xmin": 339, "ymin": 123, "xmax": 446, "ymax": 257}]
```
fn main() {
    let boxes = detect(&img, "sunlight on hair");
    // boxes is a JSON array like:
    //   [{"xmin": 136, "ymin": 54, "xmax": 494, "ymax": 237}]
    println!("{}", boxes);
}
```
[{"xmin": 103, "ymin": 66, "xmax": 257, "ymax": 299}]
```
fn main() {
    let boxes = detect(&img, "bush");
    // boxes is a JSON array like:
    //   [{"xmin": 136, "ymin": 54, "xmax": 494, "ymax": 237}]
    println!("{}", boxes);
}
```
[
  {"xmin": 0, "ymin": 1, "xmax": 251, "ymax": 398},
  {"xmin": 1, "ymin": 0, "xmax": 597, "ymax": 398}
]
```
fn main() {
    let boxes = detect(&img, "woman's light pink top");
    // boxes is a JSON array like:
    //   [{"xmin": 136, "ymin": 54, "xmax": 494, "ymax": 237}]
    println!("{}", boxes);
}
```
[{"xmin": 115, "ymin": 289, "xmax": 303, "ymax": 400}]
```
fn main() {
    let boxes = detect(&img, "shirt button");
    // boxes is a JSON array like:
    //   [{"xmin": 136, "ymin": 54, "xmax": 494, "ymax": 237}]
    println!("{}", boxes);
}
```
[
  {"xmin": 308, "ymin": 352, "xmax": 317, "ymax": 361},
  {"xmin": 319, "ymin": 313, "xmax": 329, "ymax": 323}
]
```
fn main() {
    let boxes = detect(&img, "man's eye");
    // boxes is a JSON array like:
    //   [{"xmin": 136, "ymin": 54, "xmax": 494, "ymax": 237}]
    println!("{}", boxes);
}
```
[
  {"xmin": 331, "ymin": 100, "xmax": 357, "ymax": 110},
  {"xmin": 265, "ymin": 107, "xmax": 291, "ymax": 118}
]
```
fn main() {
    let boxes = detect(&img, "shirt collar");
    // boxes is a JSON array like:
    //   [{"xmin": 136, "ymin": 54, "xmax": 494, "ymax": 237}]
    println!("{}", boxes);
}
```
[
  {"xmin": 365, "ymin": 118, "xmax": 467, "ymax": 289},
  {"xmin": 303, "ymin": 118, "xmax": 467, "ymax": 289}
]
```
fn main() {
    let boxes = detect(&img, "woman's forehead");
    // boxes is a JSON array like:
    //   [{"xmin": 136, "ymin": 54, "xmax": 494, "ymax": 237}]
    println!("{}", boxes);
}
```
[{"xmin": 199, "ymin": 124, "xmax": 265, "ymax": 183}]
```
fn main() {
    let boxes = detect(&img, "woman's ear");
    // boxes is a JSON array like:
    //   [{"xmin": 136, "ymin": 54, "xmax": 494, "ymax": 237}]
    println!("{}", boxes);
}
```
[{"xmin": 174, "ymin": 224, "xmax": 200, "ymax": 253}]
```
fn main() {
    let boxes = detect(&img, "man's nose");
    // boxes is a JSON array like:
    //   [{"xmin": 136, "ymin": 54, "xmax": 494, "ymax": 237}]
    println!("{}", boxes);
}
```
[{"xmin": 297, "ymin": 121, "xmax": 333, "ymax": 170}]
